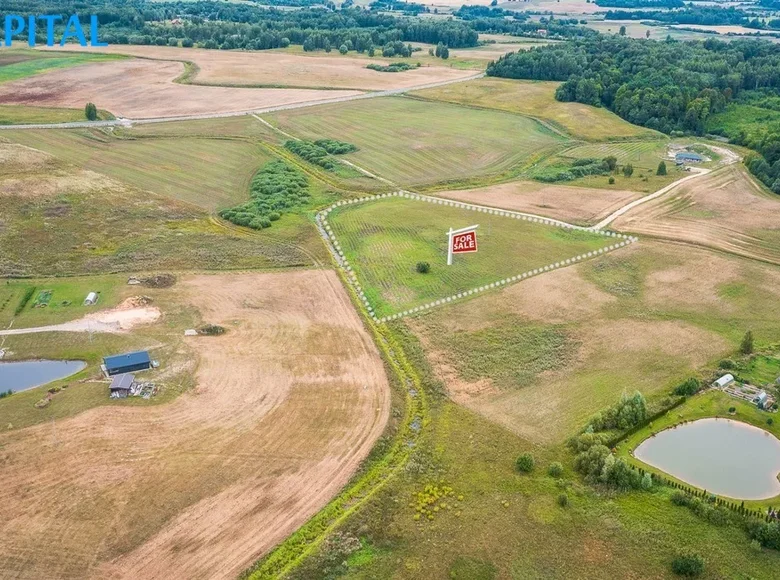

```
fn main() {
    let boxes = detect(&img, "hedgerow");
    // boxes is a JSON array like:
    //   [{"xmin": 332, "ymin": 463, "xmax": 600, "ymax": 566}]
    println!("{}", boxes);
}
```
[
  {"xmin": 218, "ymin": 160, "xmax": 309, "ymax": 229},
  {"xmin": 313, "ymin": 139, "xmax": 359, "ymax": 154}
]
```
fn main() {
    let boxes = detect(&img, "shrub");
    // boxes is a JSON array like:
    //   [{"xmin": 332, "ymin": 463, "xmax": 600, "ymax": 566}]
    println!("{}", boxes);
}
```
[
  {"xmin": 547, "ymin": 462, "xmax": 564, "ymax": 478},
  {"xmin": 516, "ymin": 452, "xmax": 535, "ymax": 473},
  {"xmin": 718, "ymin": 359, "xmax": 735, "ymax": 370},
  {"xmin": 622, "ymin": 163, "xmax": 634, "ymax": 177},
  {"xmin": 657, "ymin": 160, "xmax": 667, "ymax": 175},
  {"xmin": 608, "ymin": 176, "xmax": 615, "ymax": 184},
  {"xmin": 768, "ymin": 418, "xmax": 774, "ymax": 426},
  {"xmin": 313, "ymin": 139, "xmax": 358, "ymax": 155},
  {"xmin": 674, "ymin": 377, "xmax": 701, "ymax": 397},
  {"xmin": 728, "ymin": 406, "xmax": 736, "ymax": 413},
  {"xmin": 416, "ymin": 262, "xmax": 431, "ymax": 274},
  {"xmin": 198, "ymin": 324, "xmax": 226, "ymax": 336},
  {"xmin": 740, "ymin": 330, "xmax": 754, "ymax": 355},
  {"xmin": 670, "ymin": 491, "xmax": 690, "ymax": 506},
  {"xmin": 557, "ymin": 493, "xmax": 569, "ymax": 507},
  {"xmin": 671, "ymin": 552, "xmax": 704, "ymax": 577},
  {"xmin": 285, "ymin": 140, "xmax": 337, "ymax": 171}
]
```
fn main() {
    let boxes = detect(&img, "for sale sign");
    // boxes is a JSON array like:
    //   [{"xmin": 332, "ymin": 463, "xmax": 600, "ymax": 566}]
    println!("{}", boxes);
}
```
[
  {"xmin": 452, "ymin": 230, "xmax": 477, "ymax": 253},
  {"xmin": 446, "ymin": 224, "xmax": 479, "ymax": 265}
]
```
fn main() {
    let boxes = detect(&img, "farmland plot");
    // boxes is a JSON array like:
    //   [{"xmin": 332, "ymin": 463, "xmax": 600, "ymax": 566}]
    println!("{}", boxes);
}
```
[{"xmin": 327, "ymin": 196, "xmax": 616, "ymax": 317}]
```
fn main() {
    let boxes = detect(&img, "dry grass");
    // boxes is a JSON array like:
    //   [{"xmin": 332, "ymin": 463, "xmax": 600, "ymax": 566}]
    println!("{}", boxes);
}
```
[
  {"xmin": 436, "ymin": 179, "xmax": 642, "ymax": 226},
  {"xmin": 0, "ymin": 58, "xmax": 362, "ymax": 119},
  {"xmin": 613, "ymin": 165, "xmax": 780, "ymax": 264},
  {"xmin": 0, "ymin": 270, "xmax": 389, "ymax": 579},
  {"xmin": 40, "ymin": 45, "xmax": 478, "ymax": 90},
  {"xmin": 412, "ymin": 78, "xmax": 658, "ymax": 141}
]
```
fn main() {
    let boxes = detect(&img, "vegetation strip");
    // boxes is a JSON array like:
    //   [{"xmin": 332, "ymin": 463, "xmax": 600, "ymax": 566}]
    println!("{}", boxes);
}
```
[{"xmin": 317, "ymin": 191, "xmax": 638, "ymax": 323}]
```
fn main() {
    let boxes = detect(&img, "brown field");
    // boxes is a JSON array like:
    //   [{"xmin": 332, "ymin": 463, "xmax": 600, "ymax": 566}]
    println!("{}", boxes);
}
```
[
  {"xmin": 41, "ymin": 45, "xmax": 478, "ymax": 90},
  {"xmin": 436, "ymin": 179, "xmax": 642, "ymax": 225},
  {"xmin": 0, "ymin": 270, "xmax": 390, "ymax": 579},
  {"xmin": 0, "ymin": 59, "xmax": 362, "ymax": 119},
  {"xmin": 613, "ymin": 165, "xmax": 780, "ymax": 264}
]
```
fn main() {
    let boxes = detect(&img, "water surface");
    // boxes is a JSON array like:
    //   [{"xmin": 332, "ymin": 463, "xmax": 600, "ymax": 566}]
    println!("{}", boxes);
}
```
[
  {"xmin": 635, "ymin": 418, "xmax": 780, "ymax": 499},
  {"xmin": 0, "ymin": 360, "xmax": 86, "ymax": 393}
]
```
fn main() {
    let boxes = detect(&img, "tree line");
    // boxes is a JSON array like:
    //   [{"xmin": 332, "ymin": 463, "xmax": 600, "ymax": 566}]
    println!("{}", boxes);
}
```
[
  {"xmin": 487, "ymin": 35, "xmax": 780, "ymax": 190},
  {"xmin": 605, "ymin": 6, "xmax": 768, "ymax": 29}
]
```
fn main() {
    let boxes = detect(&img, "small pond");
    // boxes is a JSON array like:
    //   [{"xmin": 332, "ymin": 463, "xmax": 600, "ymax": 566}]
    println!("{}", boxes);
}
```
[
  {"xmin": 0, "ymin": 360, "xmax": 86, "ymax": 394},
  {"xmin": 634, "ymin": 418, "xmax": 780, "ymax": 500}
]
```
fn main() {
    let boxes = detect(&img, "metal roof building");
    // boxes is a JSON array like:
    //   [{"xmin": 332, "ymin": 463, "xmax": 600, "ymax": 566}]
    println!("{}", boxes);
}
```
[
  {"xmin": 713, "ymin": 373, "xmax": 735, "ymax": 388},
  {"xmin": 103, "ymin": 351, "xmax": 151, "ymax": 376},
  {"xmin": 675, "ymin": 152, "xmax": 704, "ymax": 164}
]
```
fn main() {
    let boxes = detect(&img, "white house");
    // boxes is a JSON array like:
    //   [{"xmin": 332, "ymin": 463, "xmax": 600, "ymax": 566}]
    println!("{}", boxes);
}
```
[{"xmin": 713, "ymin": 373, "xmax": 735, "ymax": 388}]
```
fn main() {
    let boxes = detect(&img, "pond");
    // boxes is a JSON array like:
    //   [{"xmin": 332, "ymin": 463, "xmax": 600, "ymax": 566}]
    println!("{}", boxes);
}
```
[
  {"xmin": 0, "ymin": 360, "xmax": 86, "ymax": 394},
  {"xmin": 634, "ymin": 418, "xmax": 780, "ymax": 500}
]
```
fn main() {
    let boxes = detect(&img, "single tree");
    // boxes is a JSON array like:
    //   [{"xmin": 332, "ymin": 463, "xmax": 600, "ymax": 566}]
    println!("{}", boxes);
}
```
[
  {"xmin": 367, "ymin": 45, "xmax": 375, "ymax": 57},
  {"xmin": 622, "ymin": 163, "xmax": 634, "ymax": 177},
  {"xmin": 516, "ymin": 452, "xmax": 535, "ymax": 473},
  {"xmin": 84, "ymin": 102, "xmax": 98, "ymax": 121},
  {"xmin": 657, "ymin": 160, "xmax": 667, "ymax": 175},
  {"xmin": 619, "ymin": 25, "xmax": 627, "ymax": 36},
  {"xmin": 646, "ymin": 29, "xmax": 651, "ymax": 39},
  {"xmin": 740, "ymin": 330, "xmax": 754, "ymax": 354},
  {"xmin": 603, "ymin": 155, "xmax": 618, "ymax": 171},
  {"xmin": 339, "ymin": 44, "xmax": 348, "ymax": 55},
  {"xmin": 440, "ymin": 45, "xmax": 449, "ymax": 59}
]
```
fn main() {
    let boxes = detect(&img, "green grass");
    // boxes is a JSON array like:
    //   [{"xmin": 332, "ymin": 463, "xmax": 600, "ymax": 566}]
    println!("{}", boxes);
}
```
[
  {"xmin": 0, "ymin": 104, "xmax": 110, "ymax": 125},
  {"xmin": 0, "ymin": 275, "xmax": 126, "ymax": 328},
  {"xmin": 3, "ymin": 129, "xmax": 273, "ymax": 210},
  {"xmin": 327, "ymin": 196, "xmax": 614, "ymax": 317},
  {"xmin": 0, "ymin": 50, "xmax": 124, "ymax": 84},
  {"xmin": 412, "ymin": 78, "xmax": 660, "ymax": 142},
  {"xmin": 267, "ymin": 96, "xmax": 567, "ymax": 188}
]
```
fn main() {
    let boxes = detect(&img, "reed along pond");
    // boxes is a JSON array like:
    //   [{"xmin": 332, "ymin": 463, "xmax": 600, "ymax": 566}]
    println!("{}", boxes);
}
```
[
  {"xmin": 0, "ymin": 360, "xmax": 86, "ymax": 393},
  {"xmin": 635, "ymin": 418, "xmax": 780, "ymax": 500}
]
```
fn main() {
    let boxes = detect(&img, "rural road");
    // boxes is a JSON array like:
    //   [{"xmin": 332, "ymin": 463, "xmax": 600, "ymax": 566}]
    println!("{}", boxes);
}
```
[{"xmin": 0, "ymin": 72, "xmax": 486, "ymax": 130}]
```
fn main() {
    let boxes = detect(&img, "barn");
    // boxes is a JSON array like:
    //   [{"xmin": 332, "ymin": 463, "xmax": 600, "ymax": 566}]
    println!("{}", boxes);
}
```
[
  {"xmin": 103, "ymin": 350, "xmax": 151, "ymax": 376},
  {"xmin": 675, "ymin": 152, "xmax": 704, "ymax": 165}
]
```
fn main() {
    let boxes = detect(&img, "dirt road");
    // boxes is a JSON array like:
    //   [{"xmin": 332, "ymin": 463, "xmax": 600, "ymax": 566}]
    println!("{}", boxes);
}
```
[{"xmin": 0, "ymin": 270, "xmax": 390, "ymax": 579}]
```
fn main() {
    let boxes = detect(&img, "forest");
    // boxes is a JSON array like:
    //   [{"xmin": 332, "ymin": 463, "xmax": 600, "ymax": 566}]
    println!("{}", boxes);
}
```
[
  {"xmin": 487, "ymin": 36, "xmax": 780, "ymax": 190},
  {"xmin": 605, "ymin": 6, "xmax": 767, "ymax": 28}
]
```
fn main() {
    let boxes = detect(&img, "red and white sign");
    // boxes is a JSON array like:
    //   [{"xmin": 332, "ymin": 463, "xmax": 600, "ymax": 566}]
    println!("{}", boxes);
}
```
[
  {"xmin": 452, "ymin": 230, "xmax": 478, "ymax": 254},
  {"xmin": 446, "ymin": 224, "xmax": 479, "ymax": 265}
]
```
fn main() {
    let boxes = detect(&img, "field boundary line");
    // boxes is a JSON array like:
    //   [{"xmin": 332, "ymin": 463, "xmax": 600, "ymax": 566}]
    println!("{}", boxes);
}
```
[{"xmin": 317, "ymin": 191, "xmax": 638, "ymax": 323}]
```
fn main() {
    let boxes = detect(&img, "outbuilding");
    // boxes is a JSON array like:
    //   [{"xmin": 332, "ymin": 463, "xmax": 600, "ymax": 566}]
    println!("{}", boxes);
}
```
[
  {"xmin": 103, "ymin": 350, "xmax": 151, "ymax": 376},
  {"xmin": 756, "ymin": 391, "xmax": 769, "ymax": 409},
  {"xmin": 109, "ymin": 373, "xmax": 134, "ymax": 398},
  {"xmin": 675, "ymin": 152, "xmax": 704, "ymax": 165},
  {"xmin": 713, "ymin": 373, "xmax": 735, "ymax": 388},
  {"xmin": 83, "ymin": 291, "xmax": 98, "ymax": 306}
]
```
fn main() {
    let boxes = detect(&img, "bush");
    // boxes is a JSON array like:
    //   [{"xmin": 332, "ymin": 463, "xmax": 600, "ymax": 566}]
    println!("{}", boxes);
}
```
[
  {"xmin": 416, "ymin": 262, "xmax": 431, "ymax": 274},
  {"xmin": 768, "ymin": 418, "xmax": 774, "ymax": 426},
  {"xmin": 198, "ymin": 324, "xmax": 226, "ymax": 336},
  {"xmin": 547, "ymin": 462, "xmax": 564, "ymax": 478},
  {"xmin": 671, "ymin": 552, "xmax": 704, "ymax": 577},
  {"xmin": 313, "ymin": 139, "xmax": 358, "ymax": 155},
  {"xmin": 557, "ymin": 493, "xmax": 569, "ymax": 507},
  {"xmin": 285, "ymin": 140, "xmax": 337, "ymax": 171},
  {"xmin": 718, "ymin": 359, "xmax": 735, "ymax": 370},
  {"xmin": 622, "ymin": 163, "xmax": 634, "ymax": 177},
  {"xmin": 516, "ymin": 453, "xmax": 535, "ymax": 473},
  {"xmin": 657, "ymin": 160, "xmax": 667, "ymax": 175},
  {"xmin": 728, "ymin": 406, "xmax": 736, "ymax": 413},
  {"xmin": 674, "ymin": 377, "xmax": 701, "ymax": 397},
  {"xmin": 740, "ymin": 330, "xmax": 754, "ymax": 355},
  {"xmin": 608, "ymin": 176, "xmax": 615, "ymax": 184}
]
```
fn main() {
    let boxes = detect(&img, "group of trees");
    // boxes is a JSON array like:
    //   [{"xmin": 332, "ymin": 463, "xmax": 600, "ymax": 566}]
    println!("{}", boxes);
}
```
[
  {"xmin": 605, "ymin": 6, "xmax": 766, "ymax": 29},
  {"xmin": 218, "ymin": 160, "xmax": 309, "ymax": 230},
  {"xmin": 284, "ymin": 138, "xmax": 357, "ymax": 171},
  {"xmin": 487, "ymin": 36, "xmax": 780, "ymax": 189}
]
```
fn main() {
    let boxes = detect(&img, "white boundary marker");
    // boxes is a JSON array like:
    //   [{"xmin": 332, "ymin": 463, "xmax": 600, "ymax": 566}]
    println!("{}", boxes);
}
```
[{"xmin": 315, "ymin": 191, "xmax": 639, "ymax": 324}]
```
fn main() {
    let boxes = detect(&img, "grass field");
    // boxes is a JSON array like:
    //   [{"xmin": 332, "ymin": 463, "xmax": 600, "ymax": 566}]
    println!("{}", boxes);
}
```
[
  {"xmin": 0, "ymin": 50, "xmax": 123, "ymax": 84},
  {"xmin": 0, "ymin": 104, "xmax": 98, "ymax": 125},
  {"xmin": 327, "ymin": 196, "xmax": 614, "ymax": 317},
  {"xmin": 0, "ymin": 141, "xmax": 326, "ymax": 277},
  {"xmin": 412, "ymin": 78, "xmax": 659, "ymax": 141},
  {"xmin": 3, "ymin": 129, "xmax": 271, "ymax": 210},
  {"xmin": 267, "ymin": 96, "xmax": 567, "ymax": 188}
]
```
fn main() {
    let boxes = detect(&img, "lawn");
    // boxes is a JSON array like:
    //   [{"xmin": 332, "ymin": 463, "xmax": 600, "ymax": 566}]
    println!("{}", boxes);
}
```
[
  {"xmin": 0, "ymin": 104, "xmax": 108, "ymax": 125},
  {"xmin": 327, "ymin": 196, "xmax": 615, "ymax": 317},
  {"xmin": 0, "ymin": 50, "xmax": 124, "ymax": 84},
  {"xmin": 266, "ymin": 96, "xmax": 567, "ymax": 188},
  {"xmin": 411, "ymin": 77, "xmax": 660, "ymax": 141}
]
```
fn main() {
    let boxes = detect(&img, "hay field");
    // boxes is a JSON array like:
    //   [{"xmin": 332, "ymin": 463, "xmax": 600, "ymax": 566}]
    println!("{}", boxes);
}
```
[
  {"xmin": 0, "ymin": 141, "xmax": 324, "ymax": 277},
  {"xmin": 0, "ymin": 270, "xmax": 390, "ymax": 579},
  {"xmin": 328, "ymin": 196, "xmax": 612, "ymax": 316},
  {"xmin": 0, "ymin": 58, "xmax": 362, "ymax": 119},
  {"xmin": 41, "ymin": 45, "xmax": 477, "ymax": 90},
  {"xmin": 412, "ymin": 78, "xmax": 658, "ymax": 141},
  {"xmin": 436, "ymin": 180, "xmax": 642, "ymax": 226},
  {"xmin": 407, "ymin": 239, "xmax": 780, "ymax": 444},
  {"xmin": 3, "ymin": 129, "xmax": 270, "ymax": 210},
  {"xmin": 613, "ymin": 165, "xmax": 780, "ymax": 264},
  {"xmin": 0, "ymin": 49, "xmax": 123, "ymax": 83},
  {"xmin": 267, "ymin": 96, "xmax": 566, "ymax": 187}
]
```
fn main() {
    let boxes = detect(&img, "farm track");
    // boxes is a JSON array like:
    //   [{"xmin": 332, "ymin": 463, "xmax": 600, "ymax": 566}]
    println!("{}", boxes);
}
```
[{"xmin": 0, "ymin": 72, "xmax": 486, "ymax": 130}]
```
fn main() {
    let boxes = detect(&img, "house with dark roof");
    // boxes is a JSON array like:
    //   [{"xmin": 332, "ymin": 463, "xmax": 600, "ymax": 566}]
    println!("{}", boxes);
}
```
[
  {"xmin": 103, "ymin": 350, "xmax": 151, "ymax": 376},
  {"xmin": 675, "ymin": 151, "xmax": 704, "ymax": 165},
  {"xmin": 109, "ymin": 373, "xmax": 134, "ymax": 398}
]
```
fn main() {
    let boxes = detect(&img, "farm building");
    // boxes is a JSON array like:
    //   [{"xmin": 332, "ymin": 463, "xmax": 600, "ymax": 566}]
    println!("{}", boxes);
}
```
[
  {"xmin": 109, "ymin": 374, "xmax": 134, "ymax": 398},
  {"xmin": 756, "ymin": 390, "xmax": 769, "ymax": 409},
  {"xmin": 675, "ymin": 152, "xmax": 704, "ymax": 165},
  {"xmin": 714, "ymin": 373, "xmax": 735, "ymax": 388},
  {"xmin": 103, "ymin": 350, "xmax": 151, "ymax": 376}
]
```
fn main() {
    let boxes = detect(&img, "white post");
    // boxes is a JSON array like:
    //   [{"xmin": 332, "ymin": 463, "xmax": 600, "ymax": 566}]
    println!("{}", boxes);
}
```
[{"xmin": 447, "ymin": 228, "xmax": 453, "ymax": 266}]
